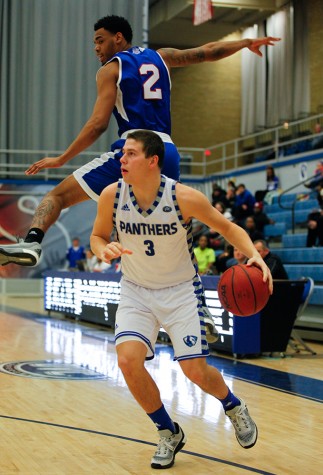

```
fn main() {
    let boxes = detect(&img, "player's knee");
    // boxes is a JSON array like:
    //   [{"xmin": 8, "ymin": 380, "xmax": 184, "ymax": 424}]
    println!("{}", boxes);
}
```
[
  {"xmin": 181, "ymin": 362, "xmax": 206, "ymax": 387},
  {"xmin": 117, "ymin": 345, "xmax": 145, "ymax": 376}
]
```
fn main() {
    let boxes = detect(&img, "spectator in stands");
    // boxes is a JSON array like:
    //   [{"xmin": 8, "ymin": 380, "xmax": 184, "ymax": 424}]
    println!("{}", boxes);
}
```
[
  {"xmin": 306, "ymin": 205, "xmax": 323, "ymax": 247},
  {"xmin": 254, "ymin": 240, "xmax": 288, "ymax": 279},
  {"xmin": 193, "ymin": 234, "xmax": 215, "ymax": 275},
  {"xmin": 215, "ymin": 201, "xmax": 233, "ymax": 221},
  {"xmin": 253, "ymin": 202, "xmax": 275, "ymax": 233},
  {"xmin": 232, "ymin": 184, "xmax": 256, "ymax": 226},
  {"xmin": 255, "ymin": 166, "xmax": 280, "ymax": 203},
  {"xmin": 191, "ymin": 218, "xmax": 209, "ymax": 245},
  {"xmin": 215, "ymin": 243, "xmax": 234, "ymax": 274},
  {"xmin": 225, "ymin": 180, "xmax": 236, "ymax": 209},
  {"xmin": 208, "ymin": 202, "xmax": 232, "ymax": 250},
  {"xmin": 226, "ymin": 247, "xmax": 248, "ymax": 269},
  {"xmin": 78, "ymin": 248, "xmax": 98, "ymax": 271},
  {"xmin": 211, "ymin": 184, "xmax": 228, "ymax": 207},
  {"xmin": 311, "ymin": 122, "xmax": 323, "ymax": 150},
  {"xmin": 244, "ymin": 216, "xmax": 264, "ymax": 242},
  {"xmin": 305, "ymin": 160, "xmax": 323, "ymax": 195},
  {"xmin": 66, "ymin": 237, "xmax": 86, "ymax": 271},
  {"xmin": 92, "ymin": 257, "xmax": 112, "ymax": 272}
]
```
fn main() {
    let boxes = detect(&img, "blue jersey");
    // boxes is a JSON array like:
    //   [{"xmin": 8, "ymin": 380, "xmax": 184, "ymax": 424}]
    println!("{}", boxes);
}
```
[{"xmin": 106, "ymin": 46, "xmax": 172, "ymax": 137}]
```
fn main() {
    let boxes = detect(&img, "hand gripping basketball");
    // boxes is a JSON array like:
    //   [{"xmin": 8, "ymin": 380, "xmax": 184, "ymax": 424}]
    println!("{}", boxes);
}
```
[{"xmin": 217, "ymin": 264, "xmax": 270, "ymax": 316}]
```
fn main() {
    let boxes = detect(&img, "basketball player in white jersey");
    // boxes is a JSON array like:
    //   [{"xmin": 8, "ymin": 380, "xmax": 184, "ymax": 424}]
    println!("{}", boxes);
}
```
[{"xmin": 91, "ymin": 130, "xmax": 272, "ymax": 470}]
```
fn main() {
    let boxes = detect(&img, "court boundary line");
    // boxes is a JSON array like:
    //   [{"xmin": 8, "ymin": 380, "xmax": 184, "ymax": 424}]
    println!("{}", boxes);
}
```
[{"xmin": 0, "ymin": 414, "xmax": 276, "ymax": 475}]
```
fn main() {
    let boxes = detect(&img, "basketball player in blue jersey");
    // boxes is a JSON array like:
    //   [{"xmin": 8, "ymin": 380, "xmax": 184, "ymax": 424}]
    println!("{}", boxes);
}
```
[
  {"xmin": 91, "ymin": 130, "xmax": 273, "ymax": 470},
  {"xmin": 0, "ymin": 14, "xmax": 280, "ymax": 267}
]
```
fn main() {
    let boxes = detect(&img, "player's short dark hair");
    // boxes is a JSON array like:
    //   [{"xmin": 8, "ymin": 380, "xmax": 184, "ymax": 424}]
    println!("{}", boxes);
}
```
[
  {"xmin": 94, "ymin": 15, "xmax": 133, "ymax": 43},
  {"xmin": 126, "ymin": 130, "xmax": 165, "ymax": 169}
]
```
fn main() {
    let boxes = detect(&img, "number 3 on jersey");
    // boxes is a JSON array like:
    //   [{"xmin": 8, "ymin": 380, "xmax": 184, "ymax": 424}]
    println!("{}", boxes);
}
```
[
  {"xmin": 144, "ymin": 240, "xmax": 155, "ymax": 256},
  {"xmin": 139, "ymin": 64, "xmax": 162, "ymax": 99}
]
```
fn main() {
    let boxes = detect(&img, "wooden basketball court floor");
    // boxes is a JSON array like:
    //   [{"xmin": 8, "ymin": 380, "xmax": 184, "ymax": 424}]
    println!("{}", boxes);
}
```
[{"xmin": 0, "ymin": 296, "xmax": 322, "ymax": 475}]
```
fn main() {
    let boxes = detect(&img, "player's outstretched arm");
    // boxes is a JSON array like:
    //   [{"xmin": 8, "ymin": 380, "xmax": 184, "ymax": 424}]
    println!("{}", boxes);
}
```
[
  {"xmin": 158, "ymin": 37, "xmax": 280, "ymax": 67},
  {"xmin": 25, "ymin": 62, "xmax": 119, "ymax": 176}
]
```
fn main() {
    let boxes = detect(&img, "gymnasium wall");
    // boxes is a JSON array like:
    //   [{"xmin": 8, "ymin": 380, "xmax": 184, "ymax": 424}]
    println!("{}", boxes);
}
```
[
  {"xmin": 170, "ymin": 31, "xmax": 242, "ymax": 149},
  {"xmin": 171, "ymin": 0, "xmax": 323, "ymax": 150},
  {"xmin": 308, "ymin": 0, "xmax": 323, "ymax": 113}
]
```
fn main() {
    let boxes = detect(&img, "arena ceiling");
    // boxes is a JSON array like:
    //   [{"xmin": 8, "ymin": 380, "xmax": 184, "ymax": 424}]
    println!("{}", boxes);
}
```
[{"xmin": 148, "ymin": 0, "xmax": 287, "ymax": 48}]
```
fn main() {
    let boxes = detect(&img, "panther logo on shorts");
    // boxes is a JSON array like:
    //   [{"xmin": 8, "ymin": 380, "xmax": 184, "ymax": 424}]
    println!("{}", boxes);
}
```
[{"xmin": 183, "ymin": 335, "xmax": 198, "ymax": 347}]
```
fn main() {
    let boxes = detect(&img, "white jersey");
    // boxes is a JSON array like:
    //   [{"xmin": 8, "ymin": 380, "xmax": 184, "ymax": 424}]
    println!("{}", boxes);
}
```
[{"xmin": 113, "ymin": 175, "xmax": 197, "ymax": 289}]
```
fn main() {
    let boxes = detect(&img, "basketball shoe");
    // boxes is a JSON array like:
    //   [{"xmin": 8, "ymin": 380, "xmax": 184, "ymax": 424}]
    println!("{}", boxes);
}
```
[
  {"xmin": 202, "ymin": 306, "xmax": 219, "ymax": 343},
  {"xmin": 225, "ymin": 398, "xmax": 258, "ymax": 449},
  {"xmin": 151, "ymin": 422, "xmax": 186, "ymax": 469},
  {"xmin": 0, "ymin": 239, "xmax": 42, "ymax": 266}
]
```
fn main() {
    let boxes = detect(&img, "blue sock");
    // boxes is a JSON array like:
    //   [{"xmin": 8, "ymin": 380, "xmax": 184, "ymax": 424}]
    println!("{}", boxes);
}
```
[
  {"xmin": 219, "ymin": 388, "xmax": 241, "ymax": 411},
  {"xmin": 147, "ymin": 405, "xmax": 176, "ymax": 432}
]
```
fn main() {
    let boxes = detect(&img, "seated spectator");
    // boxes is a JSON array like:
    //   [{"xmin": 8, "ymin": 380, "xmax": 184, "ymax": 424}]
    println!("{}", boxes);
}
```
[
  {"xmin": 311, "ymin": 122, "xmax": 323, "ymax": 150},
  {"xmin": 254, "ymin": 240, "xmax": 288, "ymax": 279},
  {"xmin": 193, "ymin": 234, "xmax": 215, "ymax": 275},
  {"xmin": 226, "ymin": 247, "xmax": 248, "ymax": 268},
  {"xmin": 225, "ymin": 180, "xmax": 236, "ymax": 209},
  {"xmin": 92, "ymin": 257, "xmax": 112, "ymax": 273},
  {"xmin": 232, "ymin": 184, "xmax": 256, "ymax": 226},
  {"xmin": 191, "ymin": 218, "xmax": 209, "ymax": 245},
  {"xmin": 253, "ymin": 202, "xmax": 275, "ymax": 232},
  {"xmin": 305, "ymin": 160, "xmax": 323, "ymax": 193},
  {"xmin": 211, "ymin": 183, "xmax": 228, "ymax": 207},
  {"xmin": 208, "ymin": 202, "xmax": 232, "ymax": 250},
  {"xmin": 76, "ymin": 248, "xmax": 97, "ymax": 271},
  {"xmin": 244, "ymin": 216, "xmax": 265, "ymax": 242},
  {"xmin": 255, "ymin": 166, "xmax": 280, "ymax": 203},
  {"xmin": 306, "ymin": 205, "xmax": 323, "ymax": 247},
  {"xmin": 215, "ymin": 243, "xmax": 233, "ymax": 274},
  {"xmin": 66, "ymin": 237, "xmax": 86, "ymax": 271},
  {"xmin": 215, "ymin": 201, "xmax": 233, "ymax": 221}
]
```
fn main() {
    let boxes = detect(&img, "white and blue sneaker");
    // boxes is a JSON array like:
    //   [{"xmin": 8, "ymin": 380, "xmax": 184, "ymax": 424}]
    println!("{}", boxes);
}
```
[
  {"xmin": 0, "ymin": 239, "xmax": 42, "ymax": 267},
  {"xmin": 151, "ymin": 422, "xmax": 186, "ymax": 469},
  {"xmin": 225, "ymin": 398, "xmax": 258, "ymax": 449}
]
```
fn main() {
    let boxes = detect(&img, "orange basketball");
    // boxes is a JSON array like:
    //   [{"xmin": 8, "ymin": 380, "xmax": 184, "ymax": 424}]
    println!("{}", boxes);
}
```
[{"xmin": 217, "ymin": 264, "xmax": 270, "ymax": 316}]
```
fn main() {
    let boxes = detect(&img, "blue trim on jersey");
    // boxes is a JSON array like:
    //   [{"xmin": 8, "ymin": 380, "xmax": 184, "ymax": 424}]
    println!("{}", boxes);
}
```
[
  {"xmin": 175, "ymin": 353, "xmax": 209, "ymax": 362},
  {"xmin": 129, "ymin": 175, "xmax": 166, "ymax": 217},
  {"xmin": 115, "ymin": 331, "xmax": 155, "ymax": 359},
  {"xmin": 113, "ymin": 180, "xmax": 122, "ymax": 228}
]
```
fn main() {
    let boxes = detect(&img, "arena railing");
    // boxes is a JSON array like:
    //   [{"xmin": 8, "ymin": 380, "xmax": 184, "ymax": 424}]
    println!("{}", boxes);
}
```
[{"xmin": 1, "ymin": 113, "xmax": 323, "ymax": 181}]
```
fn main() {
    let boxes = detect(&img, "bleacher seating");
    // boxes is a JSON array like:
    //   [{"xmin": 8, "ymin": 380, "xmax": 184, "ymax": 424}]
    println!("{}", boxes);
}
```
[
  {"xmin": 273, "ymin": 248, "xmax": 323, "ymax": 263},
  {"xmin": 282, "ymin": 233, "xmax": 307, "ymax": 247},
  {"xmin": 264, "ymin": 223, "xmax": 287, "ymax": 239},
  {"xmin": 263, "ymin": 192, "xmax": 323, "ymax": 322},
  {"xmin": 284, "ymin": 265, "xmax": 323, "ymax": 283}
]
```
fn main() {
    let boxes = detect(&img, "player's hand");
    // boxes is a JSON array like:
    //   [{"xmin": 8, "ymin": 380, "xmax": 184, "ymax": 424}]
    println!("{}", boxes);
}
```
[
  {"xmin": 246, "ymin": 257, "xmax": 273, "ymax": 294},
  {"xmin": 25, "ymin": 156, "xmax": 65, "ymax": 175},
  {"xmin": 101, "ymin": 242, "xmax": 133, "ymax": 263},
  {"xmin": 248, "ymin": 37, "xmax": 281, "ymax": 57}
]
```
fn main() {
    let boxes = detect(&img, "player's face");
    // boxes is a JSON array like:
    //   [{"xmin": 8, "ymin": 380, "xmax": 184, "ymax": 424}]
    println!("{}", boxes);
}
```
[
  {"xmin": 120, "ymin": 139, "xmax": 150, "ymax": 184},
  {"xmin": 93, "ymin": 28, "xmax": 119, "ymax": 64}
]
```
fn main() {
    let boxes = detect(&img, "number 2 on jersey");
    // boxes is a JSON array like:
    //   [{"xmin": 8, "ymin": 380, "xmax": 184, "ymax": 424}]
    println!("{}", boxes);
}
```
[{"xmin": 139, "ymin": 64, "xmax": 162, "ymax": 99}]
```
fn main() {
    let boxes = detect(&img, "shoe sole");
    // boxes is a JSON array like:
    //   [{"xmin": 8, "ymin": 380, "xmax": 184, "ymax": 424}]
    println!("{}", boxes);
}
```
[
  {"xmin": 151, "ymin": 433, "xmax": 187, "ymax": 469},
  {"xmin": 0, "ymin": 249, "xmax": 39, "ymax": 267}
]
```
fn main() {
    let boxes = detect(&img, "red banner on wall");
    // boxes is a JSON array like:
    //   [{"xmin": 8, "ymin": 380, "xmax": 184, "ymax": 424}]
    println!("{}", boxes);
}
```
[{"xmin": 193, "ymin": 0, "xmax": 213, "ymax": 26}]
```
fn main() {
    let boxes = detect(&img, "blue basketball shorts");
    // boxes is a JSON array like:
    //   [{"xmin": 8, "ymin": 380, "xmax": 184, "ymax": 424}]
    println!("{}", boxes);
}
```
[{"xmin": 73, "ymin": 131, "xmax": 181, "ymax": 201}]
